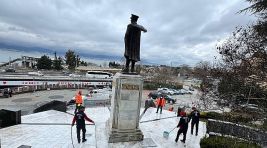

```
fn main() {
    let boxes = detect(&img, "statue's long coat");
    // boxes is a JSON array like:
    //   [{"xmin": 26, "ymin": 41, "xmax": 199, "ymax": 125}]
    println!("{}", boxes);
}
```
[{"xmin": 124, "ymin": 23, "xmax": 142, "ymax": 62}]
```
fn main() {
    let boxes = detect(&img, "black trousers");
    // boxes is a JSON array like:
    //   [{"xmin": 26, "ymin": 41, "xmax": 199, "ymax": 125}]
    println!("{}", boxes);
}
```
[
  {"xmin": 175, "ymin": 128, "xmax": 188, "ymax": 141},
  {"xmin": 191, "ymin": 121, "xmax": 199, "ymax": 135},
  {"xmin": 156, "ymin": 106, "xmax": 163, "ymax": 113},
  {"xmin": 77, "ymin": 126, "xmax": 86, "ymax": 141}
]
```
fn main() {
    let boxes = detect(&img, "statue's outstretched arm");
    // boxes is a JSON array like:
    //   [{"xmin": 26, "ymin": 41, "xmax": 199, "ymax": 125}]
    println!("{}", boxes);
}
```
[{"xmin": 140, "ymin": 25, "xmax": 147, "ymax": 33}]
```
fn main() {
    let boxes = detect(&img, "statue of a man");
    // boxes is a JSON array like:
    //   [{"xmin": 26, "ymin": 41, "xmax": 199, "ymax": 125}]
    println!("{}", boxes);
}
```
[{"xmin": 123, "ymin": 14, "xmax": 147, "ymax": 73}]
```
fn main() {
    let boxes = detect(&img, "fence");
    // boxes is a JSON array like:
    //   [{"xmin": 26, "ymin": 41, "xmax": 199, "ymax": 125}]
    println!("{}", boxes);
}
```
[{"xmin": 207, "ymin": 119, "xmax": 267, "ymax": 146}]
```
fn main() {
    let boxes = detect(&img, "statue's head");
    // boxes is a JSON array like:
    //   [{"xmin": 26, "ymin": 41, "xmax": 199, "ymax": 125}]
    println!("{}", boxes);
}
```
[{"xmin": 131, "ymin": 14, "xmax": 139, "ymax": 22}]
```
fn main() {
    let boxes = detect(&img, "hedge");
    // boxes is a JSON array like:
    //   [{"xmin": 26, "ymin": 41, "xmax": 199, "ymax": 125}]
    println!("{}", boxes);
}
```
[
  {"xmin": 200, "ymin": 111, "xmax": 267, "ymax": 132},
  {"xmin": 200, "ymin": 111, "xmax": 254, "ymax": 124},
  {"xmin": 200, "ymin": 136, "xmax": 261, "ymax": 148}
]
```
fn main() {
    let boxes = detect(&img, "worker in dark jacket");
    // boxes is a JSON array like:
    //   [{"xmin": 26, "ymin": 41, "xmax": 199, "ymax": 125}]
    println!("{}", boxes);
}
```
[
  {"xmin": 72, "ymin": 106, "xmax": 95, "ymax": 143},
  {"xmin": 175, "ymin": 111, "xmax": 190, "ymax": 143},
  {"xmin": 140, "ymin": 96, "xmax": 156, "ymax": 119},
  {"xmin": 190, "ymin": 107, "xmax": 200, "ymax": 136},
  {"xmin": 144, "ymin": 96, "xmax": 156, "ymax": 112}
]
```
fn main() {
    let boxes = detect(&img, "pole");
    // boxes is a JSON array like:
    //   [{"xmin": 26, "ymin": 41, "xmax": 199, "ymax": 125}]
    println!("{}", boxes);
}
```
[
  {"xmin": 9, "ymin": 57, "xmax": 11, "ymax": 67},
  {"xmin": 33, "ymin": 76, "xmax": 35, "ymax": 92},
  {"xmin": 78, "ymin": 78, "xmax": 79, "ymax": 89}
]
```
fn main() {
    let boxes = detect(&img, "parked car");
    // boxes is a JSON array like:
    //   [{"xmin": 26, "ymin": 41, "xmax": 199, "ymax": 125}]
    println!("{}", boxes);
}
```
[
  {"xmin": 189, "ymin": 87, "xmax": 194, "ymax": 91},
  {"xmin": 28, "ymin": 71, "xmax": 44, "ymax": 76},
  {"xmin": 5, "ymin": 68, "xmax": 15, "ymax": 72},
  {"xmin": 69, "ymin": 73, "xmax": 82, "ymax": 77},
  {"xmin": 62, "ymin": 71, "xmax": 72, "ymax": 76},
  {"xmin": 180, "ymin": 89, "xmax": 192, "ymax": 94},
  {"xmin": 162, "ymin": 95, "xmax": 176, "ymax": 104},
  {"xmin": 157, "ymin": 88, "xmax": 175, "ymax": 95},
  {"xmin": 173, "ymin": 89, "xmax": 185, "ymax": 95},
  {"xmin": 148, "ymin": 91, "xmax": 176, "ymax": 104},
  {"xmin": 89, "ymin": 89, "xmax": 106, "ymax": 94},
  {"xmin": 148, "ymin": 91, "xmax": 162, "ymax": 99}
]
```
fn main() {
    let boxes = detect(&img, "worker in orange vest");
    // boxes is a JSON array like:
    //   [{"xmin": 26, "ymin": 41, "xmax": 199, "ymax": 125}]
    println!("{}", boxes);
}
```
[
  {"xmin": 156, "ymin": 96, "xmax": 166, "ymax": 114},
  {"xmin": 74, "ymin": 90, "xmax": 83, "ymax": 113}
]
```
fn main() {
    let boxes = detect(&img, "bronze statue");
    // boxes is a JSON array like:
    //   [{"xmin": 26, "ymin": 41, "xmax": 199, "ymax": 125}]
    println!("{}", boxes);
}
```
[{"xmin": 123, "ymin": 14, "xmax": 147, "ymax": 73}]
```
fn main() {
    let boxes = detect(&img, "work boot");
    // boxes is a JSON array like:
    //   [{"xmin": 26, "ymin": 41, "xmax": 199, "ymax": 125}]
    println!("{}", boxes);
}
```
[
  {"xmin": 82, "ymin": 139, "xmax": 87, "ymax": 143},
  {"xmin": 78, "ymin": 139, "xmax": 81, "ymax": 143},
  {"xmin": 180, "ymin": 140, "xmax": 185, "ymax": 143}
]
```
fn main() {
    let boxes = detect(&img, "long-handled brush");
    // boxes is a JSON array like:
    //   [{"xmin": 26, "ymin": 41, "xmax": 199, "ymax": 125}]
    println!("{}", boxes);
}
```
[
  {"xmin": 71, "ymin": 125, "xmax": 75, "ymax": 148},
  {"xmin": 163, "ymin": 127, "xmax": 176, "ymax": 139}
]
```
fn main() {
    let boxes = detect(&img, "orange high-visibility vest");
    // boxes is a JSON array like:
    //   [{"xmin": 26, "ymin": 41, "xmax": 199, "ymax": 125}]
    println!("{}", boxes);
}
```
[
  {"xmin": 156, "ymin": 98, "xmax": 166, "ymax": 106},
  {"xmin": 75, "ymin": 94, "xmax": 83, "ymax": 104}
]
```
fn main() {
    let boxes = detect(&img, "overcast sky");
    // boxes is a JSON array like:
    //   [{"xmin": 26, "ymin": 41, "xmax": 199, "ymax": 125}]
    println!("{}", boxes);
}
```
[{"xmin": 0, "ymin": 0, "xmax": 254, "ymax": 66}]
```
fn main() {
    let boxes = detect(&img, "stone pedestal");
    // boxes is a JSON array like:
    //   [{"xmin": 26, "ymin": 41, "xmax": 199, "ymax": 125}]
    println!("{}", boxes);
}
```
[{"xmin": 107, "ymin": 73, "xmax": 144, "ymax": 143}]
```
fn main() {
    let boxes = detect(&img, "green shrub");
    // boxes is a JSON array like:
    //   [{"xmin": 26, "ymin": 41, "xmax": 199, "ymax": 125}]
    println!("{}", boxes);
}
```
[
  {"xmin": 200, "ymin": 112, "xmax": 208, "ymax": 118},
  {"xmin": 205, "ymin": 112, "xmax": 223, "ymax": 119},
  {"xmin": 223, "ymin": 112, "xmax": 253, "ymax": 123},
  {"xmin": 203, "ymin": 111, "xmax": 254, "ymax": 124},
  {"xmin": 200, "ymin": 136, "xmax": 261, "ymax": 148}
]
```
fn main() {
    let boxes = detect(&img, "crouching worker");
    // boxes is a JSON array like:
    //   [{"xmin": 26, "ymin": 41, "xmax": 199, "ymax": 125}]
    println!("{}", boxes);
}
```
[
  {"xmin": 175, "ymin": 111, "xmax": 190, "ymax": 143},
  {"xmin": 72, "ymin": 106, "xmax": 95, "ymax": 143},
  {"xmin": 139, "ymin": 96, "xmax": 156, "ymax": 120}
]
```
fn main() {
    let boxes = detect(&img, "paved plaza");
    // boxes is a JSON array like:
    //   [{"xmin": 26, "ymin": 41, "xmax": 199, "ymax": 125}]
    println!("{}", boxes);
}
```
[{"xmin": 0, "ymin": 107, "xmax": 206, "ymax": 148}]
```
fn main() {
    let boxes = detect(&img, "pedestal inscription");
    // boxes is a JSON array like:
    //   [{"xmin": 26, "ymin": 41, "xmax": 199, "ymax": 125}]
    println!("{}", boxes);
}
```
[{"xmin": 107, "ymin": 73, "xmax": 144, "ymax": 143}]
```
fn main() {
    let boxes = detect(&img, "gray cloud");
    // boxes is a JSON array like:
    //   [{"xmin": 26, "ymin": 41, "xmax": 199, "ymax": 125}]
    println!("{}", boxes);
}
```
[{"xmin": 0, "ymin": 0, "xmax": 253, "ymax": 66}]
